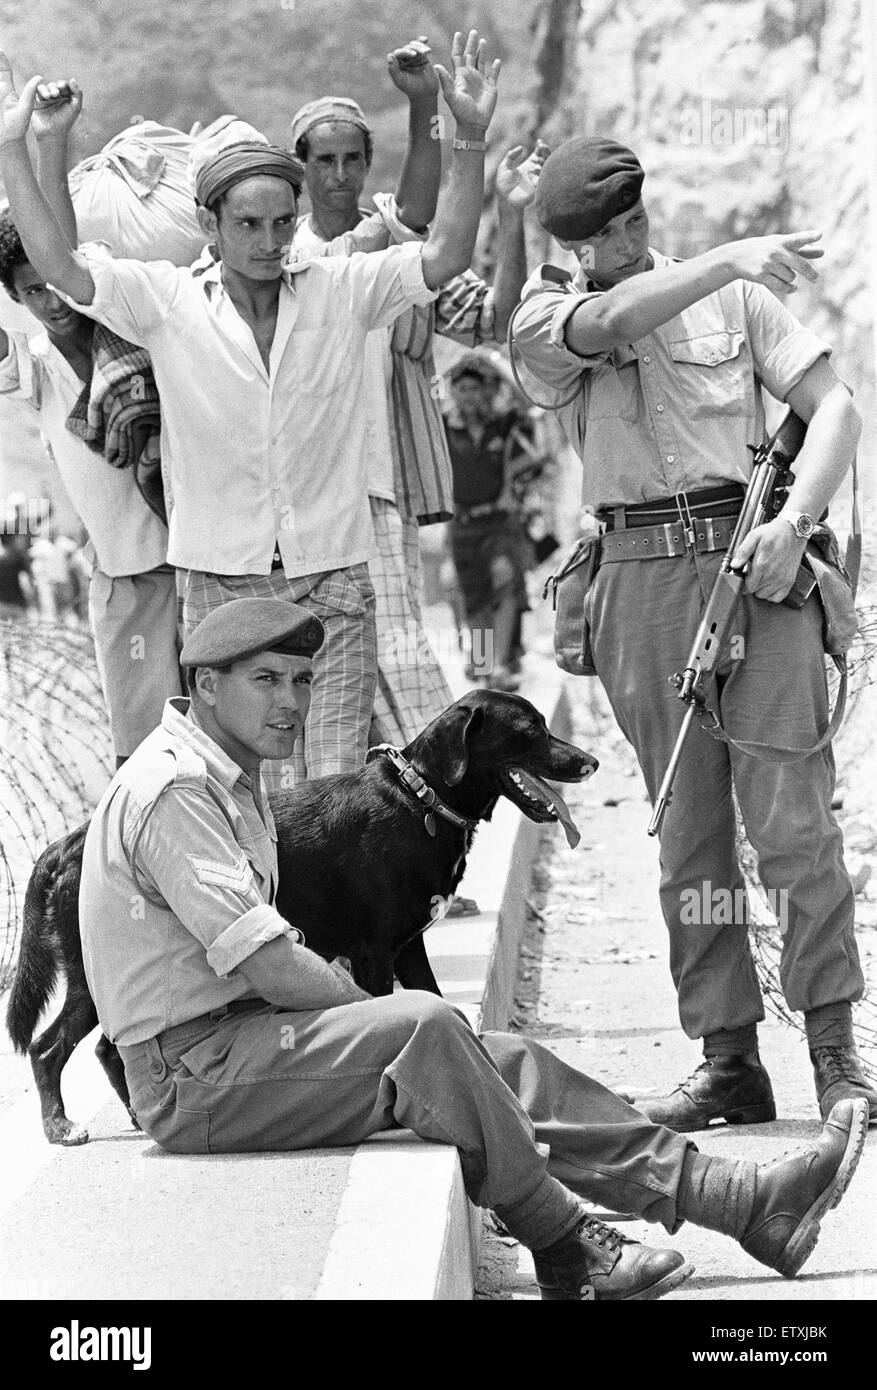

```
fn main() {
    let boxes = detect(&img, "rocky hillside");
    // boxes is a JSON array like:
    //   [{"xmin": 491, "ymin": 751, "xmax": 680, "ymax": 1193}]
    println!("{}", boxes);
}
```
[{"xmin": 553, "ymin": 0, "xmax": 874, "ymax": 466}]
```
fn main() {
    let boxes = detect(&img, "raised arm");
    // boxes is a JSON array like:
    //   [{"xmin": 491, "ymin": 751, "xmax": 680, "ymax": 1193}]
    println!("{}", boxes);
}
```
[
  {"xmin": 31, "ymin": 77, "xmax": 82, "ymax": 247},
  {"xmin": 387, "ymin": 37, "xmax": 441, "ymax": 232},
  {"xmin": 420, "ymin": 30, "xmax": 500, "ymax": 291},
  {"xmin": 0, "ymin": 53, "xmax": 95, "ymax": 304},
  {"xmin": 565, "ymin": 230, "xmax": 825, "ymax": 357},
  {"xmin": 492, "ymin": 140, "xmax": 548, "ymax": 338}
]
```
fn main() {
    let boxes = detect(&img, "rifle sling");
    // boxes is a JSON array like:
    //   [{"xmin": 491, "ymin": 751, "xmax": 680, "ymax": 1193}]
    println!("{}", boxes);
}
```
[{"xmin": 697, "ymin": 654, "xmax": 848, "ymax": 763}]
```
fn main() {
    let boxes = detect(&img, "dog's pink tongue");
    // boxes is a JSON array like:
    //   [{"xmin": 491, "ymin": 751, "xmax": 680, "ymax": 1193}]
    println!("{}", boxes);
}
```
[
  {"xmin": 550, "ymin": 786, "xmax": 581, "ymax": 849},
  {"xmin": 514, "ymin": 770, "xmax": 581, "ymax": 849}
]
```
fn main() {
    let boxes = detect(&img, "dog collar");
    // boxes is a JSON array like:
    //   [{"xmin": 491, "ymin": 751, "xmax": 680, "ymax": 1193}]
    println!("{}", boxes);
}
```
[{"xmin": 367, "ymin": 744, "xmax": 478, "ymax": 837}]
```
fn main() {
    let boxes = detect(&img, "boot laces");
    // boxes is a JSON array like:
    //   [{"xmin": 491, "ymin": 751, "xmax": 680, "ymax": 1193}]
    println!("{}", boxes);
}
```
[
  {"xmin": 576, "ymin": 1214, "xmax": 625, "ymax": 1252},
  {"xmin": 813, "ymin": 1045, "xmax": 857, "ymax": 1085},
  {"xmin": 674, "ymin": 1059, "xmax": 713, "ymax": 1095}
]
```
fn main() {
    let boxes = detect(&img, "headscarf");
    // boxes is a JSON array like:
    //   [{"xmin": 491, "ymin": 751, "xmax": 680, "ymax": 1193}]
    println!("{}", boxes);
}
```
[
  {"xmin": 290, "ymin": 97, "xmax": 371, "ymax": 152},
  {"xmin": 194, "ymin": 141, "xmax": 305, "ymax": 209}
]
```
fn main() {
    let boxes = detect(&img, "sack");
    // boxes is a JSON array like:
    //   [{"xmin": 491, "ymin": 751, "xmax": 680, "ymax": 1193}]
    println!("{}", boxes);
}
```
[
  {"xmin": 69, "ymin": 122, "xmax": 208, "ymax": 266},
  {"xmin": 804, "ymin": 524, "xmax": 858, "ymax": 657},
  {"xmin": 543, "ymin": 536, "xmax": 600, "ymax": 675}
]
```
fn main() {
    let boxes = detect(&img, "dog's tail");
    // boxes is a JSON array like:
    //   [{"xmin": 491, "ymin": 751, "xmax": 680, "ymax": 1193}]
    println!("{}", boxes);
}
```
[{"xmin": 5, "ymin": 840, "xmax": 66, "ymax": 1053}]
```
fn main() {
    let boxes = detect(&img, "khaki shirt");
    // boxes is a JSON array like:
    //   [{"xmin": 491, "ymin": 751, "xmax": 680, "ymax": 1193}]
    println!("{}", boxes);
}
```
[
  {"xmin": 80, "ymin": 697, "xmax": 301, "ymax": 1045},
  {"xmin": 511, "ymin": 249, "xmax": 832, "ymax": 508}
]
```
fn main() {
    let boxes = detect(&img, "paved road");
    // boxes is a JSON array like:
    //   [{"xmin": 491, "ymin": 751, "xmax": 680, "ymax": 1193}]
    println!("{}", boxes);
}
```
[{"xmin": 476, "ymin": 677, "xmax": 877, "ymax": 1301}]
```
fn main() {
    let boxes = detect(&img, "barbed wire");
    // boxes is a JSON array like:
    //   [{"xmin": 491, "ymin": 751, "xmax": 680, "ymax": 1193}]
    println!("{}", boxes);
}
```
[{"xmin": 0, "ymin": 616, "xmax": 113, "ymax": 987}]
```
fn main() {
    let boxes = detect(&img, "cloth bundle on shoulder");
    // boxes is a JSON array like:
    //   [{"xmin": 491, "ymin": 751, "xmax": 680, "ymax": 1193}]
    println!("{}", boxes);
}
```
[
  {"xmin": 69, "ymin": 121, "xmax": 208, "ymax": 266},
  {"xmin": 66, "ymin": 323, "xmax": 165, "ymax": 524}
]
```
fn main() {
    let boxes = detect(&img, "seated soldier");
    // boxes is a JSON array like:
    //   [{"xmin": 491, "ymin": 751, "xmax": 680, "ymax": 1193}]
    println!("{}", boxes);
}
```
[{"xmin": 76, "ymin": 593, "xmax": 868, "ymax": 1302}]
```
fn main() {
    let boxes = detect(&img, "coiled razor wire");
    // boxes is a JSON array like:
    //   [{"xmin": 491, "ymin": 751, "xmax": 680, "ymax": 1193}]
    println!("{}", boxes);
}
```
[{"xmin": 0, "ymin": 617, "xmax": 113, "ymax": 988}]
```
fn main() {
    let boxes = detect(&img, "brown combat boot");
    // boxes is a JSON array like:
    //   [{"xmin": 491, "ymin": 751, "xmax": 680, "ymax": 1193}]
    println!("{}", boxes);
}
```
[
  {"xmin": 634, "ymin": 1053, "xmax": 776, "ymax": 1132},
  {"xmin": 534, "ymin": 1213, "xmax": 694, "ymax": 1301},
  {"xmin": 740, "ymin": 1099, "xmax": 869, "ymax": 1276},
  {"xmin": 810, "ymin": 1045, "xmax": 877, "ymax": 1124}
]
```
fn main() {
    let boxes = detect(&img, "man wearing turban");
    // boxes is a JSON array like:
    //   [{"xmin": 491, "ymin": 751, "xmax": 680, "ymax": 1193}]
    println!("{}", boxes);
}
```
[
  {"xmin": 0, "ymin": 32, "xmax": 500, "ymax": 787},
  {"xmin": 288, "ymin": 58, "xmax": 548, "ymax": 755},
  {"xmin": 511, "ymin": 134, "xmax": 876, "ymax": 1130}
]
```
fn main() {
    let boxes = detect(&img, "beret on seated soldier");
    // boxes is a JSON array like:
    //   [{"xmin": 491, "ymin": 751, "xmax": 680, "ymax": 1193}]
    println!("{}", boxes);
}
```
[{"xmin": 179, "ymin": 597, "xmax": 324, "ymax": 668}]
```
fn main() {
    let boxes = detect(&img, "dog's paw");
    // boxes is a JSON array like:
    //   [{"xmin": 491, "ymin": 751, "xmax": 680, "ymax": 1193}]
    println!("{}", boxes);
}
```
[{"xmin": 46, "ymin": 1121, "xmax": 89, "ymax": 1146}]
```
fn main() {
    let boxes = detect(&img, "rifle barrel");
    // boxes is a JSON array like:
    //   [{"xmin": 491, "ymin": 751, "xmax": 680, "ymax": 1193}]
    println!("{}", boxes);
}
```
[{"xmin": 647, "ymin": 702, "xmax": 697, "ymax": 837}]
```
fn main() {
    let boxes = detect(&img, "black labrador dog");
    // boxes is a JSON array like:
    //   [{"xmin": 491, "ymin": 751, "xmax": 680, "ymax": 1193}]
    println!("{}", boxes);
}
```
[{"xmin": 6, "ymin": 689, "xmax": 597, "ymax": 1143}]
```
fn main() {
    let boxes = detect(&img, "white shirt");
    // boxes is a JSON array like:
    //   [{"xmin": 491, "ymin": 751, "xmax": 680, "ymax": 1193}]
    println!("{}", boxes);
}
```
[
  {"xmin": 0, "ymin": 331, "xmax": 169, "ymax": 577},
  {"xmin": 293, "ymin": 208, "xmax": 396, "ymax": 501},
  {"xmin": 61, "ymin": 241, "xmax": 437, "ymax": 576}
]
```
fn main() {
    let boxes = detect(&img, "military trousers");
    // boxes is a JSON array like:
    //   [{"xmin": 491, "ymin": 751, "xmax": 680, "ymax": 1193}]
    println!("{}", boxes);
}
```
[
  {"xmin": 119, "ymin": 993, "xmax": 691, "ymax": 1250},
  {"xmin": 587, "ymin": 547, "xmax": 863, "ymax": 1038}
]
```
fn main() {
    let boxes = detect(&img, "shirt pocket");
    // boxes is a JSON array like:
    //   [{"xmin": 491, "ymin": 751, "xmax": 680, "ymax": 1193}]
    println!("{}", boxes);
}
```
[
  {"xmin": 585, "ymin": 359, "xmax": 639, "ymax": 421},
  {"xmin": 666, "ymin": 329, "xmax": 751, "ymax": 418}
]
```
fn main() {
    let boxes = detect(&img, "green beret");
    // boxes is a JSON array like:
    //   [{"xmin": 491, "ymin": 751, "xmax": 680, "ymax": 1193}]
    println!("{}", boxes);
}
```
[
  {"xmin": 180, "ymin": 598, "xmax": 324, "ymax": 668},
  {"xmin": 535, "ymin": 136, "xmax": 644, "ymax": 241}
]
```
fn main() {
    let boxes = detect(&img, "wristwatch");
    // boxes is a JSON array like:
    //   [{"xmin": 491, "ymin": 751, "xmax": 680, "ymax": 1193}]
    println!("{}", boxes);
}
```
[{"xmin": 783, "ymin": 510, "xmax": 816, "ymax": 540}]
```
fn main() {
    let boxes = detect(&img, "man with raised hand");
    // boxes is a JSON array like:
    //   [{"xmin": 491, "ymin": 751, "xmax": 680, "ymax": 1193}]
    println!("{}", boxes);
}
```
[
  {"xmin": 0, "ymin": 31, "xmax": 499, "ymax": 784},
  {"xmin": 0, "ymin": 77, "xmax": 180, "ymax": 765},
  {"xmin": 290, "ymin": 71, "xmax": 547, "ymax": 746}
]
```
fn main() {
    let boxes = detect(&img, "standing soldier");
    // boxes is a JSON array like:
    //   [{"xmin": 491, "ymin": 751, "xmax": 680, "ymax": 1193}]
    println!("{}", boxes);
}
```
[{"xmin": 511, "ymin": 135, "xmax": 876, "ymax": 1129}]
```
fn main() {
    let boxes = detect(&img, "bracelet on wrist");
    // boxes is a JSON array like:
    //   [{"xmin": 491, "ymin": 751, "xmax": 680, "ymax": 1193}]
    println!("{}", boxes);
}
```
[{"xmin": 452, "ymin": 137, "xmax": 487, "ymax": 152}]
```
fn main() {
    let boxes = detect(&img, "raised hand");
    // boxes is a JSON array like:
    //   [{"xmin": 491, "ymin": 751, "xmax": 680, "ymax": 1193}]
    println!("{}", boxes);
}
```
[
  {"xmin": 0, "ymin": 51, "xmax": 43, "ymax": 147},
  {"xmin": 434, "ymin": 29, "xmax": 501, "ymax": 134},
  {"xmin": 721, "ymin": 230, "xmax": 824, "ymax": 297},
  {"xmin": 496, "ymin": 139, "xmax": 550, "ymax": 209},
  {"xmin": 387, "ymin": 36, "xmax": 439, "ymax": 101},
  {"xmin": 31, "ymin": 78, "xmax": 83, "ymax": 142}
]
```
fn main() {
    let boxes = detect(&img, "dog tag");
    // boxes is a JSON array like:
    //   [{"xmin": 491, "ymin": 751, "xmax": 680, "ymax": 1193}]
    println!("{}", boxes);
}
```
[{"xmin": 424, "ymin": 811, "xmax": 437, "ymax": 836}]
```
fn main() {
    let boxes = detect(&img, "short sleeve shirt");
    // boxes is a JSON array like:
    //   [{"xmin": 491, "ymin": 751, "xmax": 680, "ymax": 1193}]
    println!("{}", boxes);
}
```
[
  {"xmin": 79, "ymin": 697, "xmax": 302, "ymax": 1044},
  {"xmin": 510, "ymin": 250, "xmax": 832, "ymax": 508}
]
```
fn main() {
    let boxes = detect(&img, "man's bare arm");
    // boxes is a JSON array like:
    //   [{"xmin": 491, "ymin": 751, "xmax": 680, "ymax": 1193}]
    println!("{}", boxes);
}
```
[
  {"xmin": 0, "ymin": 54, "xmax": 95, "ymax": 304},
  {"xmin": 420, "ymin": 30, "xmax": 500, "ymax": 291},
  {"xmin": 32, "ymin": 78, "xmax": 82, "ymax": 247},
  {"xmin": 387, "ymin": 38, "xmax": 441, "ymax": 231},
  {"xmin": 236, "ymin": 934, "xmax": 372, "ymax": 1009},
  {"xmin": 565, "ymin": 232, "xmax": 825, "ymax": 357}
]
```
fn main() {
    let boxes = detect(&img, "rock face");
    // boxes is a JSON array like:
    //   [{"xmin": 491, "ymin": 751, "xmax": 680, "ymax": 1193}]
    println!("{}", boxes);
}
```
[{"xmin": 560, "ymin": 0, "xmax": 874, "ymax": 462}]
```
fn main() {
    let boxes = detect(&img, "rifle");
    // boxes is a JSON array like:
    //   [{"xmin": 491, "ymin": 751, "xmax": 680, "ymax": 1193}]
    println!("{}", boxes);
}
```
[{"xmin": 647, "ymin": 410, "xmax": 815, "ymax": 838}]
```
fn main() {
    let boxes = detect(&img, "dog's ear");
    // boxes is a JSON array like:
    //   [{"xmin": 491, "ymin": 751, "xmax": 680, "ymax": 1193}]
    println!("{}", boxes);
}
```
[{"xmin": 439, "ymin": 705, "xmax": 485, "ymax": 787}]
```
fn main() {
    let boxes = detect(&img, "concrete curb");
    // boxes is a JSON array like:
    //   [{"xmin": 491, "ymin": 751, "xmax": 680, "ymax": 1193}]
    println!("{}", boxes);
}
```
[{"xmin": 0, "ymin": 664, "xmax": 573, "ymax": 1301}]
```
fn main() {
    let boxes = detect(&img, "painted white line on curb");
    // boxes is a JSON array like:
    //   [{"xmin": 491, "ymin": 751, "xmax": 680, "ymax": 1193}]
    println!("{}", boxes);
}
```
[{"xmin": 312, "ymin": 1131, "xmax": 476, "ymax": 1301}]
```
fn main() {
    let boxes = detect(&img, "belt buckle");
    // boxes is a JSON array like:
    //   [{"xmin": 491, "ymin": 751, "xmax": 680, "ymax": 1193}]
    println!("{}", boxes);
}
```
[{"xmin": 674, "ymin": 491, "xmax": 696, "ymax": 550}]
